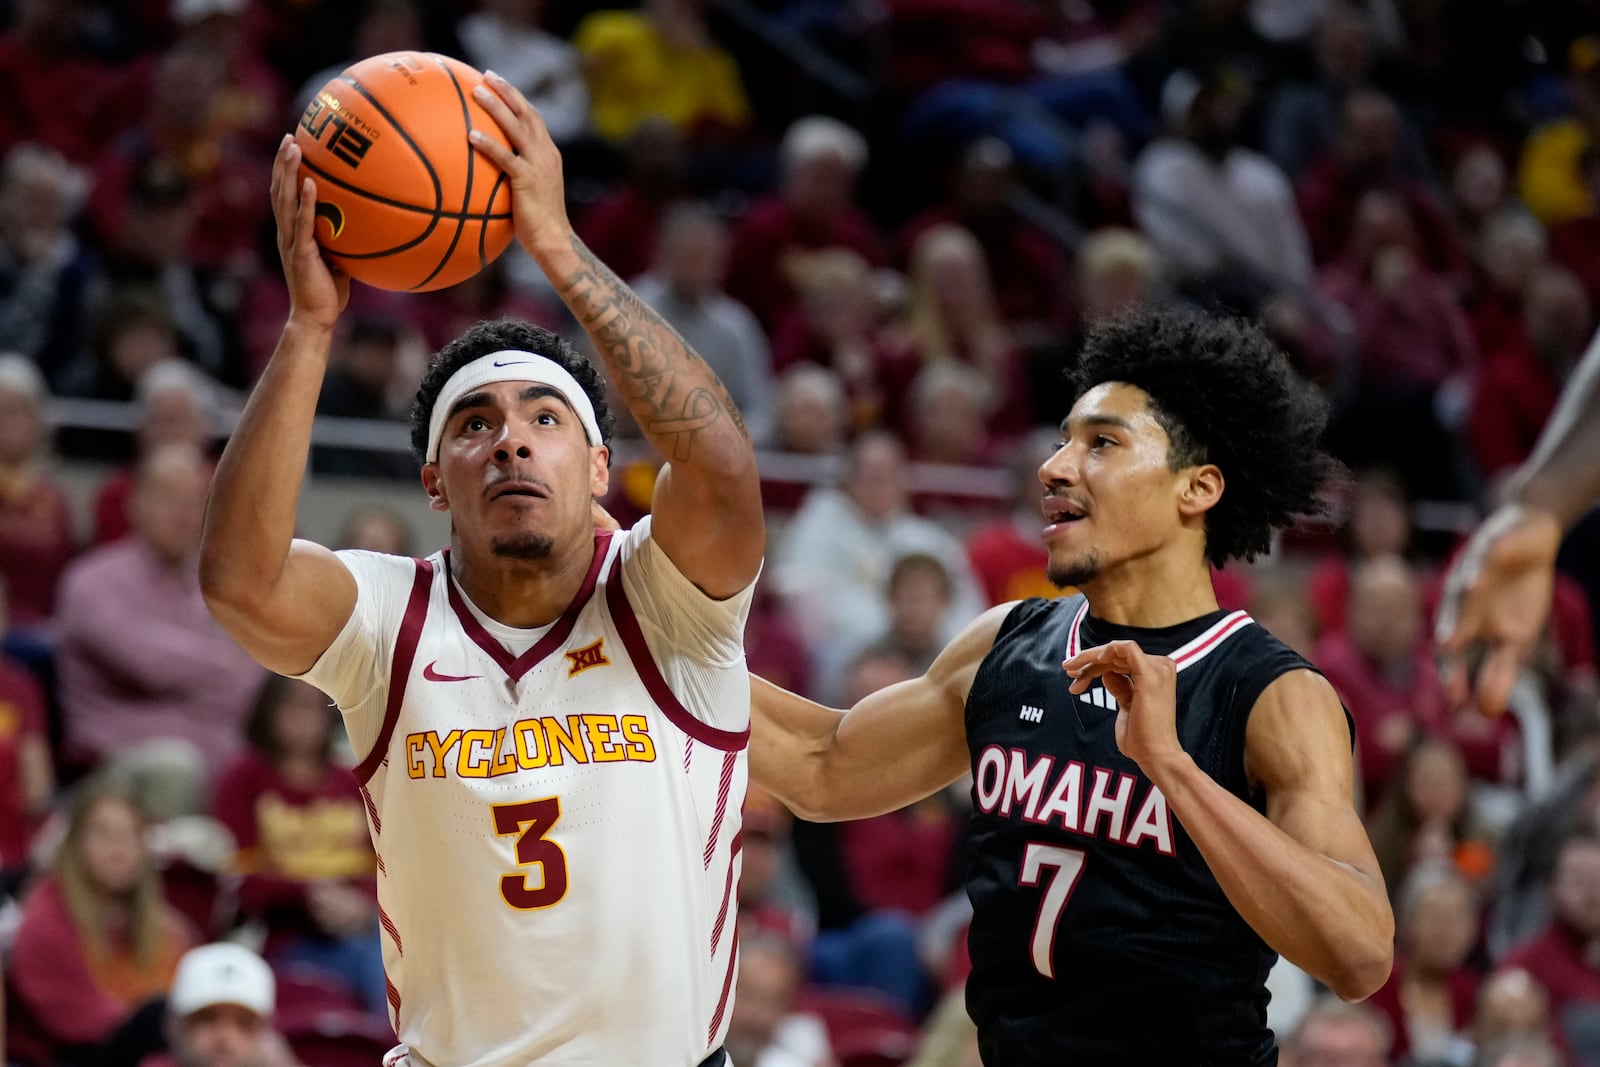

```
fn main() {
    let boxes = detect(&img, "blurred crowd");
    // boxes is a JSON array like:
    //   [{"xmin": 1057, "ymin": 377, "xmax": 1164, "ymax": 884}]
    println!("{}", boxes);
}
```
[{"xmin": 2, "ymin": 0, "xmax": 1600, "ymax": 1065}]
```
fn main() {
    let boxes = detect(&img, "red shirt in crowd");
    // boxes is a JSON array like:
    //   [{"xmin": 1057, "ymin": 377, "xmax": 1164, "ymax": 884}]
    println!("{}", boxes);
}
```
[
  {"xmin": 211, "ymin": 751, "xmax": 377, "ymax": 958},
  {"xmin": 0, "ymin": 657, "xmax": 46, "ymax": 869},
  {"xmin": 839, "ymin": 802, "xmax": 959, "ymax": 918},
  {"xmin": 1501, "ymin": 924, "xmax": 1600, "ymax": 1019},
  {"xmin": 1365, "ymin": 955, "xmax": 1480, "ymax": 1064},
  {"xmin": 0, "ymin": 473, "xmax": 77, "ymax": 626},
  {"xmin": 726, "ymin": 196, "xmax": 885, "ymax": 331}
]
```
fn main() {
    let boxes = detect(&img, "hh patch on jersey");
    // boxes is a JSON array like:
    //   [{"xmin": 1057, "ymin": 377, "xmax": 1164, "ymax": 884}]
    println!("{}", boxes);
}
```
[{"xmin": 565, "ymin": 637, "xmax": 610, "ymax": 678}]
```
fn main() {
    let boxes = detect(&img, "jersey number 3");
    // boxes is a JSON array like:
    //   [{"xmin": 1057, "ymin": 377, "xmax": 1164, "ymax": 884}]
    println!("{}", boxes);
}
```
[
  {"xmin": 492, "ymin": 798, "xmax": 569, "ymax": 909},
  {"xmin": 1019, "ymin": 842, "xmax": 1087, "ymax": 979}
]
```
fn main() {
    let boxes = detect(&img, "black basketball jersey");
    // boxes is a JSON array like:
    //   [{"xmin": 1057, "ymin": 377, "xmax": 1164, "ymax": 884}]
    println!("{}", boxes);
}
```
[{"xmin": 963, "ymin": 594, "xmax": 1334, "ymax": 1067}]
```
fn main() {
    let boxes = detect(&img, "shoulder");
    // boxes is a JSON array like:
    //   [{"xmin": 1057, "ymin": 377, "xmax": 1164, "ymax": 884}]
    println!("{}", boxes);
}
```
[{"xmin": 336, "ymin": 548, "xmax": 434, "ymax": 590}]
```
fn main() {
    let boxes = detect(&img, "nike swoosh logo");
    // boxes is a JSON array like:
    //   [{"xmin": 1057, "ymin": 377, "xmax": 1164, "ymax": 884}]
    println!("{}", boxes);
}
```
[
  {"xmin": 492, "ymin": 360, "xmax": 531, "ymax": 368},
  {"xmin": 423, "ymin": 661, "xmax": 480, "ymax": 682}
]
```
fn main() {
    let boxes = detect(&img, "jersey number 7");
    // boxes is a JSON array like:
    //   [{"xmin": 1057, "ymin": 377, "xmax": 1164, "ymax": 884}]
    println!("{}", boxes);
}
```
[
  {"xmin": 492, "ymin": 798, "xmax": 570, "ymax": 909},
  {"xmin": 1019, "ymin": 842, "xmax": 1087, "ymax": 978}
]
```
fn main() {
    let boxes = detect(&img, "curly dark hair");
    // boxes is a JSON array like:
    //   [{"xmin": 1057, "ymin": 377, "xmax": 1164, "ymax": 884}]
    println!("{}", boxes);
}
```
[
  {"xmin": 1065, "ymin": 310, "xmax": 1339, "ymax": 567},
  {"xmin": 408, "ymin": 320, "xmax": 616, "ymax": 465}
]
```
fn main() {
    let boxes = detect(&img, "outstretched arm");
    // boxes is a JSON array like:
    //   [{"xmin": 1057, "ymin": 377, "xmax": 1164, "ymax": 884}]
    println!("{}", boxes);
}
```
[
  {"xmin": 200, "ymin": 137, "xmax": 357, "ymax": 675},
  {"xmin": 751, "ymin": 605, "xmax": 1008, "ymax": 821},
  {"xmin": 1065, "ymin": 646, "xmax": 1393, "ymax": 1000},
  {"xmin": 470, "ymin": 73, "xmax": 763, "ymax": 598},
  {"xmin": 1437, "ymin": 325, "xmax": 1600, "ymax": 714}
]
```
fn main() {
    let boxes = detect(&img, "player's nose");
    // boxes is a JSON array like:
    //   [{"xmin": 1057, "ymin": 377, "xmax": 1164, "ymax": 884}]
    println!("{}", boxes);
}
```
[
  {"xmin": 492, "ymin": 424, "xmax": 534, "ymax": 462},
  {"xmin": 1039, "ymin": 440, "xmax": 1080, "ymax": 487}
]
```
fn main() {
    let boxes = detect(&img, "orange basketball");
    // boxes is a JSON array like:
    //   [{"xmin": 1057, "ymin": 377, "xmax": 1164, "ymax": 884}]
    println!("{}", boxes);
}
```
[{"xmin": 293, "ymin": 51, "xmax": 516, "ymax": 293}]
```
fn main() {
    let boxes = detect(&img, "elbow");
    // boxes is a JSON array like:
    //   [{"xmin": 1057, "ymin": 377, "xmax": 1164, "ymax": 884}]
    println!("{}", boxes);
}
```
[{"xmin": 1328, "ymin": 939, "xmax": 1395, "ymax": 1003}]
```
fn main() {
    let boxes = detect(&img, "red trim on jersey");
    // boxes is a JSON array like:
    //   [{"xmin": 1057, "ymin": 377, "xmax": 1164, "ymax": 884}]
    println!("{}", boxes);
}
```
[
  {"xmin": 359, "ymin": 785, "xmax": 381, "ymax": 835},
  {"xmin": 710, "ymin": 830, "xmax": 743, "ymax": 958},
  {"xmin": 374, "ymin": 850, "xmax": 386, "ymax": 876},
  {"xmin": 443, "ymin": 531, "xmax": 614, "ymax": 683},
  {"xmin": 386, "ymin": 975, "xmax": 402, "ymax": 1021},
  {"xmin": 1170, "ymin": 611, "xmax": 1253, "ymax": 670},
  {"xmin": 684, "ymin": 737, "xmax": 695, "ymax": 772},
  {"xmin": 357, "ymin": 558, "xmax": 435, "ymax": 784},
  {"xmin": 604, "ymin": 565, "xmax": 750, "ymax": 752},
  {"xmin": 708, "ymin": 925, "xmax": 739, "ymax": 1045},
  {"xmin": 704, "ymin": 750, "xmax": 738, "ymax": 868},
  {"xmin": 379, "ymin": 905, "xmax": 404, "ymax": 955},
  {"xmin": 1065, "ymin": 600, "xmax": 1089, "ymax": 659}
]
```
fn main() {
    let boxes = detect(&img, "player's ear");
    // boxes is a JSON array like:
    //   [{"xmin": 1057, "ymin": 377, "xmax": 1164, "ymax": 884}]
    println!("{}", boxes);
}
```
[
  {"xmin": 421, "ymin": 463, "xmax": 450, "ymax": 512},
  {"xmin": 1178, "ymin": 463, "xmax": 1224, "ymax": 518},
  {"xmin": 590, "ymin": 445, "xmax": 610, "ymax": 499}
]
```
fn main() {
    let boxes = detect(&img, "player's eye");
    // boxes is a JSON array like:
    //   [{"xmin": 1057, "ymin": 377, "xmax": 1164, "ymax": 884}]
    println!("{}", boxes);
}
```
[
  {"xmin": 1092, "ymin": 435, "xmax": 1116, "ymax": 450},
  {"xmin": 463, "ymin": 415, "xmax": 489, "ymax": 433},
  {"xmin": 535, "ymin": 411, "xmax": 558, "ymax": 426}
]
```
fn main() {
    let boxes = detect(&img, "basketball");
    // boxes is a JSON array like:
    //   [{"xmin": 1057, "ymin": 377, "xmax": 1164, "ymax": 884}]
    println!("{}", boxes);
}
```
[{"xmin": 293, "ymin": 51, "xmax": 516, "ymax": 293}]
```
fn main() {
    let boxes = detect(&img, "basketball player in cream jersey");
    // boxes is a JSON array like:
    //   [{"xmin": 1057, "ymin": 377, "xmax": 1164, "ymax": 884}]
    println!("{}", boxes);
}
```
[{"xmin": 201, "ymin": 75, "xmax": 763, "ymax": 1067}]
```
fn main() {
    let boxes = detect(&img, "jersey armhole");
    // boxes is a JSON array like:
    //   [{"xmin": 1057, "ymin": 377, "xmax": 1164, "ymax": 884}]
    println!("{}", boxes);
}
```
[{"xmin": 353, "ymin": 558, "xmax": 434, "ymax": 783}]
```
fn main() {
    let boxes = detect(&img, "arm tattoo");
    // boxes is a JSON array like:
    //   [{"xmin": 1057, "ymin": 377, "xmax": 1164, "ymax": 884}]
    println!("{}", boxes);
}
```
[{"xmin": 560, "ymin": 234, "xmax": 751, "ymax": 462}]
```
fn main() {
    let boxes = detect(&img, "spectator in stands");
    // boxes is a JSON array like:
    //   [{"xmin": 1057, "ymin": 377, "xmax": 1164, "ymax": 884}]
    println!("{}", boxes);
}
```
[
  {"xmin": 772, "ymin": 250, "xmax": 910, "ymax": 435},
  {"xmin": 1367, "ymin": 862, "xmax": 1482, "ymax": 1064},
  {"xmin": 897, "ymin": 138, "xmax": 1066, "ymax": 342},
  {"xmin": 5, "ymin": 778, "xmax": 196, "ymax": 1067},
  {"xmin": 95, "ymin": 358, "xmax": 220, "ymax": 546},
  {"xmin": 1516, "ymin": 35, "xmax": 1600, "ymax": 228},
  {"xmin": 823, "ymin": 553, "xmax": 956, "ymax": 701},
  {"xmin": 903, "ymin": 361, "xmax": 1000, "ymax": 471},
  {"xmin": 1247, "ymin": 573, "xmax": 1318, "ymax": 659},
  {"xmin": 169, "ymin": 0, "xmax": 287, "ymax": 155},
  {"xmin": 1278, "ymin": 994, "xmax": 1391, "ymax": 1067},
  {"xmin": 411, "ymin": 256, "xmax": 558, "ymax": 354},
  {"xmin": 1550, "ymin": 146, "xmax": 1600, "ymax": 308},
  {"xmin": 336, "ymin": 504, "xmax": 417, "ymax": 557},
  {"xmin": 0, "ymin": 143, "xmax": 96, "ymax": 389},
  {"xmin": 1315, "ymin": 556, "xmax": 1509, "ymax": 796},
  {"xmin": 1474, "ymin": 969, "xmax": 1554, "ymax": 1061},
  {"xmin": 293, "ymin": 0, "xmax": 426, "ymax": 118},
  {"xmin": 575, "ymin": 118, "xmax": 690, "ymax": 286},
  {"xmin": 1027, "ymin": 227, "xmax": 1163, "ymax": 421},
  {"xmin": 1489, "ymin": 754, "xmax": 1600, "ymax": 956},
  {"xmin": 0, "ymin": 579, "xmax": 51, "ymax": 883},
  {"xmin": 213, "ymin": 677, "xmax": 383, "ymax": 1016},
  {"xmin": 0, "ymin": 355, "xmax": 76, "ymax": 630},
  {"xmin": 1313, "ymin": 189, "xmax": 1477, "ymax": 407},
  {"xmin": 886, "ymin": 225, "xmax": 1028, "ymax": 432},
  {"xmin": 90, "ymin": 43, "xmax": 269, "ymax": 314},
  {"xmin": 1261, "ymin": 2, "xmax": 1428, "ymax": 181},
  {"xmin": 1467, "ymin": 209, "xmax": 1550, "ymax": 364},
  {"xmin": 1132, "ymin": 65, "xmax": 1312, "ymax": 315},
  {"xmin": 726, "ymin": 932, "xmax": 835, "ymax": 1067},
  {"xmin": 457, "ymin": 0, "xmax": 588, "ymax": 145},
  {"xmin": 311, "ymin": 316, "xmax": 416, "ymax": 480},
  {"xmin": 771, "ymin": 364, "xmax": 850, "ymax": 459},
  {"xmin": 1501, "ymin": 833, "xmax": 1600, "ymax": 1062},
  {"xmin": 1297, "ymin": 88, "xmax": 1468, "ymax": 278},
  {"xmin": 1307, "ymin": 465, "xmax": 1418, "ymax": 637},
  {"xmin": 0, "ymin": 0, "xmax": 135, "ymax": 166},
  {"xmin": 1448, "ymin": 144, "xmax": 1518, "ymax": 260},
  {"xmin": 727, "ymin": 116, "xmax": 884, "ymax": 331},
  {"xmin": 1470, "ymin": 267, "xmax": 1593, "ymax": 480},
  {"xmin": 56, "ymin": 443, "xmax": 264, "ymax": 774},
  {"xmin": 1367, "ymin": 737, "xmax": 1487, "ymax": 897},
  {"xmin": 774, "ymin": 432, "xmax": 984, "ymax": 668},
  {"xmin": 965, "ymin": 428, "xmax": 1066, "ymax": 607},
  {"xmin": 155, "ymin": 942, "xmax": 285, "ymax": 1067},
  {"xmin": 633, "ymin": 204, "xmax": 776, "ymax": 443},
  {"xmin": 573, "ymin": 0, "xmax": 751, "ymax": 145},
  {"xmin": 1477, "ymin": 1038, "xmax": 1565, "ymax": 1067}
]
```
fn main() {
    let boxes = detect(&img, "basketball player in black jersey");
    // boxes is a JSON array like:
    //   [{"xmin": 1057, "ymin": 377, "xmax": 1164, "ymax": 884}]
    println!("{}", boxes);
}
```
[{"xmin": 749, "ymin": 311, "xmax": 1395, "ymax": 1065}]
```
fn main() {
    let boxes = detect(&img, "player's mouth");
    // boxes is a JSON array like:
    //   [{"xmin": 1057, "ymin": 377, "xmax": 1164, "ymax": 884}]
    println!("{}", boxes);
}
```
[
  {"xmin": 487, "ymin": 480, "xmax": 550, "ymax": 502},
  {"xmin": 1041, "ymin": 494, "xmax": 1088, "ymax": 540}
]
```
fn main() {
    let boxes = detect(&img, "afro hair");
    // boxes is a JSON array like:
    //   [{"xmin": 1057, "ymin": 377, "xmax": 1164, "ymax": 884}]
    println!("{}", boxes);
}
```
[
  {"xmin": 408, "ymin": 319, "xmax": 616, "ymax": 465},
  {"xmin": 1065, "ymin": 310, "xmax": 1339, "ymax": 567}
]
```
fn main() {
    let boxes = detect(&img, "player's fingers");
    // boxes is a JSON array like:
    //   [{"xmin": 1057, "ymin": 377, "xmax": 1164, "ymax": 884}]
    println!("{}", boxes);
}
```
[
  {"xmin": 296, "ymin": 177, "xmax": 320, "ymax": 253},
  {"xmin": 483, "ymin": 70, "xmax": 535, "ymax": 120},
  {"xmin": 1476, "ymin": 643, "xmax": 1525, "ymax": 717},
  {"xmin": 471, "ymin": 83, "xmax": 530, "ymax": 152},
  {"xmin": 467, "ymin": 127, "xmax": 517, "ymax": 173}
]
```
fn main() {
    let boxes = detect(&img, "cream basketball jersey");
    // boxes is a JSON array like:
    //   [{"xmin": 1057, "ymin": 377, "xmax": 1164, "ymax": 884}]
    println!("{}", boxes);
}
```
[{"xmin": 298, "ymin": 518, "xmax": 752, "ymax": 1067}]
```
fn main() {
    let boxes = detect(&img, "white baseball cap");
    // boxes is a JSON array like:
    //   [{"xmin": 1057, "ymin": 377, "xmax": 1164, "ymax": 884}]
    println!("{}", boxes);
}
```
[{"xmin": 169, "ymin": 943, "xmax": 276, "ymax": 1018}]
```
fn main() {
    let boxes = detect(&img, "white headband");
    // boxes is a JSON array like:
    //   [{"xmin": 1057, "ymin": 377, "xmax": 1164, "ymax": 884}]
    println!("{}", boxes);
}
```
[{"xmin": 425, "ymin": 350, "xmax": 602, "ymax": 463}]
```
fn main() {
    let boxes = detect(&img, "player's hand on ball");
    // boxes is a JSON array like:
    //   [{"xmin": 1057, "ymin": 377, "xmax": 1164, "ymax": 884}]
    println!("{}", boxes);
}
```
[
  {"xmin": 1065, "ymin": 641, "xmax": 1184, "ymax": 775},
  {"xmin": 271, "ymin": 135, "xmax": 349, "ymax": 331},
  {"xmin": 469, "ymin": 71, "xmax": 571, "ymax": 257}
]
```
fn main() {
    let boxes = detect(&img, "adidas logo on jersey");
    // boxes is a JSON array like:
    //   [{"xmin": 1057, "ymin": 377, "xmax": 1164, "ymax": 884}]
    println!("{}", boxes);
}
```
[
  {"xmin": 1080, "ymin": 687, "xmax": 1120, "ymax": 713},
  {"xmin": 1018, "ymin": 704, "xmax": 1045, "ymax": 723}
]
